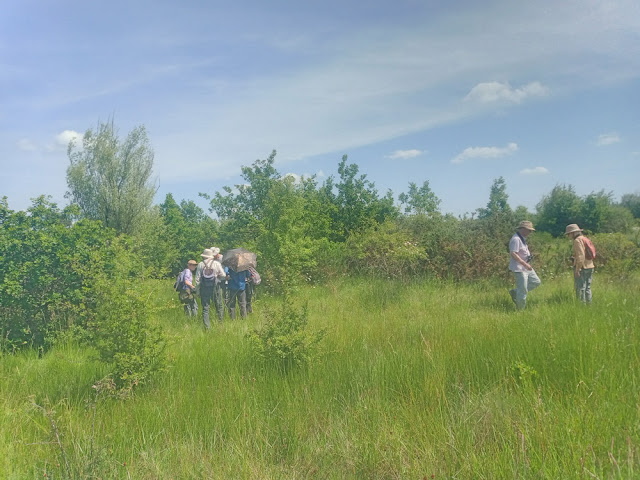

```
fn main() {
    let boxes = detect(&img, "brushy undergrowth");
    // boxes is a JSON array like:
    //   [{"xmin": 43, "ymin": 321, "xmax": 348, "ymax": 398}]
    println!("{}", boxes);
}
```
[{"xmin": 1, "ymin": 274, "xmax": 639, "ymax": 479}]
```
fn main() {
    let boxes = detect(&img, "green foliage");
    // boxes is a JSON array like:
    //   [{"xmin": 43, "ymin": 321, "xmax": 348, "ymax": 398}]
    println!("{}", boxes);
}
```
[
  {"xmin": 398, "ymin": 180, "xmax": 441, "ymax": 216},
  {"xmin": 0, "ymin": 197, "xmax": 166, "ymax": 392},
  {"xmin": 159, "ymin": 194, "xmax": 218, "ymax": 275},
  {"xmin": 339, "ymin": 221, "xmax": 428, "ymax": 279},
  {"xmin": 245, "ymin": 299, "xmax": 326, "ymax": 370},
  {"xmin": 535, "ymin": 184, "xmax": 582, "ymax": 236},
  {"xmin": 0, "ymin": 196, "xmax": 115, "ymax": 351},
  {"xmin": 325, "ymin": 155, "xmax": 398, "ymax": 241},
  {"xmin": 89, "ymin": 271, "xmax": 166, "ymax": 391},
  {"xmin": 477, "ymin": 176, "xmax": 512, "ymax": 220},
  {"xmin": 620, "ymin": 192, "xmax": 640, "ymax": 218},
  {"xmin": 590, "ymin": 232, "xmax": 640, "ymax": 279},
  {"xmin": 66, "ymin": 120, "xmax": 156, "ymax": 235}
]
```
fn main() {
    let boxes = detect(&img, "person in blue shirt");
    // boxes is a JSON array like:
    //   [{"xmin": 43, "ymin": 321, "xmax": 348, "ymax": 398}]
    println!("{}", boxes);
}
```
[{"xmin": 226, "ymin": 267, "xmax": 251, "ymax": 320}]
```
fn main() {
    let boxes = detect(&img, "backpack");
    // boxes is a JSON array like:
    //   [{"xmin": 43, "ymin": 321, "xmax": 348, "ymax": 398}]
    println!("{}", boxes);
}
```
[
  {"xmin": 582, "ymin": 236, "xmax": 596, "ymax": 260},
  {"xmin": 202, "ymin": 259, "xmax": 216, "ymax": 286},
  {"xmin": 249, "ymin": 267, "xmax": 261, "ymax": 285},
  {"xmin": 174, "ymin": 270, "xmax": 185, "ymax": 292}
]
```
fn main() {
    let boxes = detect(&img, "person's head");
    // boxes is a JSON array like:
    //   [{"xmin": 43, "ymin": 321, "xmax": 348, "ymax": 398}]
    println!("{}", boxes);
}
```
[
  {"xmin": 564, "ymin": 224, "xmax": 582, "ymax": 239},
  {"xmin": 210, "ymin": 247, "xmax": 220, "ymax": 257},
  {"xmin": 201, "ymin": 248, "xmax": 214, "ymax": 259},
  {"xmin": 187, "ymin": 260, "xmax": 197, "ymax": 270},
  {"xmin": 516, "ymin": 220, "xmax": 535, "ymax": 237}
]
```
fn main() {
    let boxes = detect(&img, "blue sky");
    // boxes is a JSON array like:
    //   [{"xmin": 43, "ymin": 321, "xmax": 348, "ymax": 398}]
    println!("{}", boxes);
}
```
[{"xmin": 1, "ymin": 0, "xmax": 639, "ymax": 216}]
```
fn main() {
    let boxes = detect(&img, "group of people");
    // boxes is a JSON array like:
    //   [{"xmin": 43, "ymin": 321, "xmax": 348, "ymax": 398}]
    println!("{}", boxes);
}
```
[
  {"xmin": 509, "ymin": 220, "xmax": 595, "ymax": 310},
  {"xmin": 177, "ymin": 248, "xmax": 257, "ymax": 329}
]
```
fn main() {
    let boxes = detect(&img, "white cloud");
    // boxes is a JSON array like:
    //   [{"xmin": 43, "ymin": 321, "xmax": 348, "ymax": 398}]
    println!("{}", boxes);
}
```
[
  {"xmin": 284, "ymin": 172, "xmax": 301, "ymax": 184},
  {"xmin": 596, "ymin": 132, "xmax": 621, "ymax": 146},
  {"xmin": 451, "ymin": 142, "xmax": 518, "ymax": 164},
  {"xmin": 465, "ymin": 81, "xmax": 549, "ymax": 104},
  {"xmin": 17, "ymin": 138, "xmax": 38, "ymax": 152},
  {"xmin": 46, "ymin": 130, "xmax": 83, "ymax": 152},
  {"xmin": 520, "ymin": 166, "xmax": 550, "ymax": 175},
  {"xmin": 56, "ymin": 130, "xmax": 83, "ymax": 147},
  {"xmin": 387, "ymin": 149, "xmax": 425, "ymax": 160}
]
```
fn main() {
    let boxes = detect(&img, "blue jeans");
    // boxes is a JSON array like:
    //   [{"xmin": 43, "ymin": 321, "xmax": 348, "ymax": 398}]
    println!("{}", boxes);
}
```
[
  {"xmin": 511, "ymin": 270, "xmax": 541, "ymax": 310},
  {"xmin": 575, "ymin": 268, "xmax": 593, "ymax": 304}
]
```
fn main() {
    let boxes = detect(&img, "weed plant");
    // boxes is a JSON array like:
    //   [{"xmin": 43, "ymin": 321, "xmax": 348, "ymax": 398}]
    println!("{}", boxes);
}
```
[{"xmin": 1, "ymin": 274, "xmax": 639, "ymax": 478}]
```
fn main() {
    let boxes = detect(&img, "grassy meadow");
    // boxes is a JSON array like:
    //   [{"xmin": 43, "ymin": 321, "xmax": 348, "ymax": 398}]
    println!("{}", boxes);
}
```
[{"xmin": 1, "ymin": 273, "xmax": 639, "ymax": 479}]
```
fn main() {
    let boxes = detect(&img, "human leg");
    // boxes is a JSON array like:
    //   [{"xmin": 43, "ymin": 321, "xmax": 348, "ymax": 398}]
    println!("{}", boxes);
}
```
[
  {"xmin": 513, "ymin": 272, "xmax": 528, "ymax": 310},
  {"xmin": 246, "ymin": 282, "xmax": 253, "ymax": 314},
  {"xmin": 575, "ymin": 268, "xmax": 593, "ymax": 303},
  {"xmin": 200, "ymin": 286, "xmax": 213, "ymax": 329},
  {"xmin": 213, "ymin": 283, "xmax": 224, "ymax": 323},
  {"xmin": 228, "ymin": 289, "xmax": 238, "ymax": 320},
  {"xmin": 238, "ymin": 289, "xmax": 247, "ymax": 319}
]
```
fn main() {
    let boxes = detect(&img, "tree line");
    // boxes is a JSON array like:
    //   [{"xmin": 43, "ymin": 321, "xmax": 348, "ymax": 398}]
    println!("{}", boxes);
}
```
[{"xmin": 1, "ymin": 120, "xmax": 639, "ymax": 387}]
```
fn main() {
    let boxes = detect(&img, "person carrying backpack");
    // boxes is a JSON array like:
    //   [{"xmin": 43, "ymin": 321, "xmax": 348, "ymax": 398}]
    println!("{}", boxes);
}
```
[
  {"xmin": 179, "ymin": 260, "xmax": 198, "ymax": 317},
  {"xmin": 508, "ymin": 221, "xmax": 542, "ymax": 310},
  {"xmin": 195, "ymin": 248, "xmax": 226, "ymax": 328},
  {"xmin": 565, "ymin": 224, "xmax": 595, "ymax": 304}
]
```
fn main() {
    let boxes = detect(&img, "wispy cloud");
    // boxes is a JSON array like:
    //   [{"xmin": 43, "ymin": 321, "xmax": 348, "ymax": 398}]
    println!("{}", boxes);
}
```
[
  {"xmin": 596, "ymin": 132, "xmax": 621, "ymax": 146},
  {"xmin": 465, "ymin": 81, "xmax": 549, "ymax": 104},
  {"xmin": 17, "ymin": 138, "xmax": 38, "ymax": 152},
  {"xmin": 451, "ymin": 142, "xmax": 518, "ymax": 164},
  {"xmin": 520, "ymin": 166, "xmax": 549, "ymax": 176},
  {"xmin": 387, "ymin": 149, "xmax": 425, "ymax": 160}
]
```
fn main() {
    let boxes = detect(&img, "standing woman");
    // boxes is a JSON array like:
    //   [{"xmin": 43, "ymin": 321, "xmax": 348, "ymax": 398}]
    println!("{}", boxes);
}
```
[{"xmin": 565, "ymin": 224, "xmax": 594, "ymax": 304}]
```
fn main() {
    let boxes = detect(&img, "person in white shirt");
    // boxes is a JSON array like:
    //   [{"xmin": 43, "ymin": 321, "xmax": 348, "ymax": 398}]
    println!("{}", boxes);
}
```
[
  {"xmin": 195, "ymin": 248, "xmax": 226, "ymax": 328},
  {"xmin": 508, "ymin": 221, "xmax": 541, "ymax": 310}
]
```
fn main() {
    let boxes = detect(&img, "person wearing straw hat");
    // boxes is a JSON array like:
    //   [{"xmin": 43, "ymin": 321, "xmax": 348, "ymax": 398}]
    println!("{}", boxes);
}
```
[
  {"xmin": 195, "ymin": 248, "xmax": 226, "ymax": 328},
  {"xmin": 508, "ymin": 221, "xmax": 542, "ymax": 310},
  {"xmin": 565, "ymin": 224, "xmax": 594, "ymax": 304}
]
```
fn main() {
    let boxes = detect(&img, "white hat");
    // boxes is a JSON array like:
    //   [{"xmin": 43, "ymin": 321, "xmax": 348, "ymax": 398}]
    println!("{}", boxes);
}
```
[
  {"xmin": 201, "ymin": 248, "xmax": 214, "ymax": 258},
  {"xmin": 210, "ymin": 247, "xmax": 220, "ymax": 256}
]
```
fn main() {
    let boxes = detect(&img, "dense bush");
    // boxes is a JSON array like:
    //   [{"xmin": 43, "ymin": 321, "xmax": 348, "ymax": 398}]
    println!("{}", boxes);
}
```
[
  {"xmin": 0, "ymin": 197, "xmax": 166, "ymax": 391},
  {"xmin": 245, "ymin": 299, "xmax": 326, "ymax": 370}
]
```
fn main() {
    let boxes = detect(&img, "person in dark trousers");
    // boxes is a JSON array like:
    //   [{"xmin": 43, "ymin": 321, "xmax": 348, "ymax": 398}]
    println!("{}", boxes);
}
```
[
  {"xmin": 195, "ymin": 248, "xmax": 225, "ymax": 328},
  {"xmin": 226, "ymin": 267, "xmax": 251, "ymax": 320}
]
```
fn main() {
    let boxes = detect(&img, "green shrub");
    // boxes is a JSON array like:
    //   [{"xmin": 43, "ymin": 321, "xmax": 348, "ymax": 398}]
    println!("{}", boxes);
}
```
[{"xmin": 245, "ymin": 299, "xmax": 326, "ymax": 370}]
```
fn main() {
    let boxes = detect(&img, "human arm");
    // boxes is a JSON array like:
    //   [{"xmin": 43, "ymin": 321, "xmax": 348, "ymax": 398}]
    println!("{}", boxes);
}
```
[
  {"xmin": 510, "ymin": 251, "xmax": 532, "ymax": 270},
  {"xmin": 184, "ymin": 270, "xmax": 195, "ymax": 289}
]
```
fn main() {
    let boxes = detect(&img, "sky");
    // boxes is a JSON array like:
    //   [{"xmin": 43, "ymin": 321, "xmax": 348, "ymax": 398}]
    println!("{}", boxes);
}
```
[{"xmin": 1, "ymin": 0, "xmax": 639, "ymax": 216}]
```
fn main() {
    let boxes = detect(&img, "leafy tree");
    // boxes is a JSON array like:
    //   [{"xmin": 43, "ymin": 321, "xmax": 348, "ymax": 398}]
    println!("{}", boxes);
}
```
[
  {"xmin": 535, "ymin": 184, "xmax": 582, "ymax": 236},
  {"xmin": 477, "ymin": 177, "xmax": 512, "ymax": 219},
  {"xmin": 621, "ymin": 193, "xmax": 640, "ymax": 218},
  {"xmin": 324, "ymin": 155, "xmax": 398, "ymax": 241},
  {"xmin": 399, "ymin": 180, "xmax": 441, "ymax": 216},
  {"xmin": 66, "ymin": 120, "xmax": 156, "ymax": 235},
  {"xmin": 160, "ymin": 193, "xmax": 218, "ymax": 274}
]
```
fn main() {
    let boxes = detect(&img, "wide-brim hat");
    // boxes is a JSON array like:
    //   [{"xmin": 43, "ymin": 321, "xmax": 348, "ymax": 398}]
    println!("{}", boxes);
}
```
[
  {"xmin": 516, "ymin": 220, "xmax": 535, "ymax": 231},
  {"xmin": 201, "ymin": 248, "xmax": 214, "ymax": 258},
  {"xmin": 564, "ymin": 224, "xmax": 582, "ymax": 235},
  {"xmin": 188, "ymin": 260, "xmax": 197, "ymax": 266},
  {"xmin": 209, "ymin": 247, "xmax": 220, "ymax": 257}
]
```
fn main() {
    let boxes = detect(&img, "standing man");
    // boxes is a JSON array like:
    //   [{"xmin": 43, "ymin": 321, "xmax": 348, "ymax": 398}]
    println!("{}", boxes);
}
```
[
  {"xmin": 508, "ymin": 221, "xmax": 542, "ymax": 310},
  {"xmin": 195, "ymin": 248, "xmax": 225, "ymax": 328},
  {"xmin": 226, "ymin": 267, "xmax": 251, "ymax": 320},
  {"xmin": 565, "ymin": 224, "xmax": 594, "ymax": 304},
  {"xmin": 180, "ymin": 260, "xmax": 198, "ymax": 317}
]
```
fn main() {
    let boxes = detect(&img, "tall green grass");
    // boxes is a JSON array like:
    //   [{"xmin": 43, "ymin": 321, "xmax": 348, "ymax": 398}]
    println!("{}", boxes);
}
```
[{"xmin": 1, "ymin": 274, "xmax": 639, "ymax": 478}]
